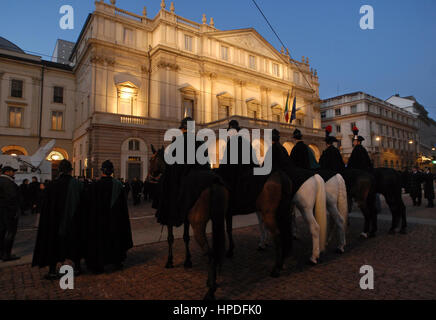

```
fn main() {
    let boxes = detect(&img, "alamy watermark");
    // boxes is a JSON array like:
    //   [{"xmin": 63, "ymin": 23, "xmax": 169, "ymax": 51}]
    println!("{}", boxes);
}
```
[
  {"xmin": 163, "ymin": 121, "xmax": 272, "ymax": 176},
  {"xmin": 360, "ymin": 5, "xmax": 375, "ymax": 30},
  {"xmin": 59, "ymin": 5, "xmax": 74, "ymax": 30},
  {"xmin": 359, "ymin": 265, "xmax": 374, "ymax": 290}
]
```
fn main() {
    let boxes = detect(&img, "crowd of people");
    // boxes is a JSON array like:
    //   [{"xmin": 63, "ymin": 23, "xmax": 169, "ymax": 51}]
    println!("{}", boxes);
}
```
[{"xmin": 1, "ymin": 119, "xmax": 435, "ymax": 277}]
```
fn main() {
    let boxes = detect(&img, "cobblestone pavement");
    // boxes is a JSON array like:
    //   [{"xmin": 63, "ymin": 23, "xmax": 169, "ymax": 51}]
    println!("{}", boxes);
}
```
[{"xmin": 0, "ymin": 208, "xmax": 435, "ymax": 300}]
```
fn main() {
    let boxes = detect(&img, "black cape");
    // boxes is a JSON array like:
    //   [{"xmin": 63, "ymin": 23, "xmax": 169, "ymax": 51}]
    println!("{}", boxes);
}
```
[
  {"xmin": 347, "ymin": 145, "xmax": 373, "ymax": 172},
  {"xmin": 423, "ymin": 172, "xmax": 435, "ymax": 200},
  {"xmin": 319, "ymin": 145, "xmax": 345, "ymax": 173},
  {"xmin": 290, "ymin": 141, "xmax": 320, "ymax": 170},
  {"xmin": 85, "ymin": 177, "xmax": 133, "ymax": 271},
  {"xmin": 32, "ymin": 175, "xmax": 85, "ymax": 268}
]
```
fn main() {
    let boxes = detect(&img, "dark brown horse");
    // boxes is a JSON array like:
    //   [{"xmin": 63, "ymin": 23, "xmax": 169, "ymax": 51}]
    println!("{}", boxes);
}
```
[
  {"xmin": 216, "ymin": 167, "xmax": 293, "ymax": 278},
  {"xmin": 149, "ymin": 146, "xmax": 228, "ymax": 300}
]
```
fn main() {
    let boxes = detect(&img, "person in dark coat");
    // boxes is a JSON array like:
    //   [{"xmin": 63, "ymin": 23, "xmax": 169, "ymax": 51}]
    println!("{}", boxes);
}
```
[
  {"xmin": 0, "ymin": 166, "xmax": 20, "ymax": 262},
  {"xmin": 409, "ymin": 166, "xmax": 423, "ymax": 206},
  {"xmin": 32, "ymin": 160, "xmax": 85, "ymax": 278},
  {"xmin": 264, "ymin": 129, "xmax": 292, "ymax": 173},
  {"xmin": 423, "ymin": 167, "xmax": 434, "ymax": 208},
  {"xmin": 346, "ymin": 126, "xmax": 373, "ymax": 173},
  {"xmin": 289, "ymin": 129, "xmax": 320, "ymax": 170},
  {"xmin": 401, "ymin": 167, "xmax": 411, "ymax": 194},
  {"xmin": 86, "ymin": 160, "xmax": 133, "ymax": 273},
  {"xmin": 18, "ymin": 179, "xmax": 31, "ymax": 215},
  {"xmin": 131, "ymin": 178, "xmax": 142, "ymax": 206},
  {"xmin": 29, "ymin": 177, "xmax": 40, "ymax": 214},
  {"xmin": 319, "ymin": 126, "xmax": 345, "ymax": 173}
]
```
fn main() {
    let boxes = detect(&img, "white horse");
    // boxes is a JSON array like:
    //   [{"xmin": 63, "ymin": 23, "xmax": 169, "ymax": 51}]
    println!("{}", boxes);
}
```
[
  {"xmin": 257, "ymin": 173, "xmax": 348, "ymax": 263},
  {"xmin": 258, "ymin": 174, "xmax": 327, "ymax": 264}
]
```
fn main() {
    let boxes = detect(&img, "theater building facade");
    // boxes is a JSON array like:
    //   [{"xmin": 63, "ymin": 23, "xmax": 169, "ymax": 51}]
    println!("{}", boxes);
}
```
[{"xmin": 1, "ymin": 0, "xmax": 325, "ymax": 180}]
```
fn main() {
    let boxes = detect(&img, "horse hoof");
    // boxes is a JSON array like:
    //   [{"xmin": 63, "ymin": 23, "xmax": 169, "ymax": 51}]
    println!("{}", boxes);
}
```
[
  {"xmin": 360, "ymin": 232, "xmax": 368, "ymax": 239},
  {"xmin": 307, "ymin": 258, "xmax": 318, "ymax": 266},
  {"xmin": 225, "ymin": 251, "xmax": 234, "ymax": 258},
  {"xmin": 203, "ymin": 290, "xmax": 216, "ymax": 301},
  {"xmin": 165, "ymin": 262, "xmax": 174, "ymax": 269},
  {"xmin": 184, "ymin": 260, "xmax": 192, "ymax": 269},
  {"xmin": 335, "ymin": 248, "xmax": 345, "ymax": 254},
  {"xmin": 400, "ymin": 229, "xmax": 408, "ymax": 235},
  {"xmin": 270, "ymin": 269, "xmax": 280, "ymax": 278}
]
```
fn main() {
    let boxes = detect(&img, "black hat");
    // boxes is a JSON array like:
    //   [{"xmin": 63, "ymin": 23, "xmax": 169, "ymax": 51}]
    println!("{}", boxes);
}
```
[
  {"xmin": 354, "ymin": 136, "xmax": 365, "ymax": 142},
  {"xmin": 325, "ymin": 136, "xmax": 339, "ymax": 144},
  {"xmin": 272, "ymin": 129, "xmax": 280, "ymax": 142},
  {"xmin": 293, "ymin": 129, "xmax": 303, "ymax": 140},
  {"xmin": 1, "ymin": 166, "xmax": 18, "ymax": 173},
  {"xmin": 228, "ymin": 120, "xmax": 240, "ymax": 131},
  {"xmin": 179, "ymin": 117, "xmax": 193, "ymax": 130},
  {"xmin": 101, "ymin": 160, "xmax": 114, "ymax": 175},
  {"xmin": 58, "ymin": 159, "xmax": 73, "ymax": 174}
]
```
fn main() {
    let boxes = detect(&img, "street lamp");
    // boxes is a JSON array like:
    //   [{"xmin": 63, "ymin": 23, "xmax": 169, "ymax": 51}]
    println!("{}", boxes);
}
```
[
  {"xmin": 376, "ymin": 136, "xmax": 381, "ymax": 141},
  {"xmin": 409, "ymin": 140, "xmax": 413, "ymax": 144}
]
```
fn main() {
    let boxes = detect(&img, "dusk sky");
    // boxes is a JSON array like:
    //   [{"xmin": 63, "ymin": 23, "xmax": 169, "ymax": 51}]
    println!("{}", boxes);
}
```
[{"xmin": 1, "ymin": 0, "xmax": 435, "ymax": 119}]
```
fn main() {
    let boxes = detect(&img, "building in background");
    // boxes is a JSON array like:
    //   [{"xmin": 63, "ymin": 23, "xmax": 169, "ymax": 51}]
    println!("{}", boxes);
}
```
[
  {"xmin": 386, "ymin": 94, "xmax": 436, "ymax": 168},
  {"xmin": 1, "ymin": 1, "xmax": 324, "ymax": 180},
  {"xmin": 321, "ymin": 92, "xmax": 419, "ymax": 169},
  {"xmin": 51, "ymin": 39, "xmax": 75, "ymax": 65},
  {"xmin": 0, "ymin": 37, "xmax": 75, "ymax": 177}
]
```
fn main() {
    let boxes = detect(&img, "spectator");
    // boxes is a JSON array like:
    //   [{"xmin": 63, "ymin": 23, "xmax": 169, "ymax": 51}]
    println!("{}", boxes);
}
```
[
  {"xmin": 29, "ymin": 177, "xmax": 40, "ymax": 214},
  {"xmin": 423, "ymin": 168, "xmax": 435, "ymax": 208},
  {"xmin": 409, "ymin": 166, "xmax": 423, "ymax": 206}
]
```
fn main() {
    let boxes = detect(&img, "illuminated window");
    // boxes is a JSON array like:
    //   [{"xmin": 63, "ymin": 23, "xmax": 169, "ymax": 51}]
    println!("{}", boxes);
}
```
[
  {"xmin": 51, "ymin": 111, "xmax": 63, "ymax": 130},
  {"xmin": 9, "ymin": 107, "xmax": 23, "ymax": 128},
  {"xmin": 183, "ymin": 99, "xmax": 194, "ymax": 118}
]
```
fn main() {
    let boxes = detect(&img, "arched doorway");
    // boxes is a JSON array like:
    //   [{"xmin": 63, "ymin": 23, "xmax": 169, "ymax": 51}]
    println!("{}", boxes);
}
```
[
  {"xmin": 282, "ymin": 142, "xmax": 294, "ymax": 156},
  {"xmin": 46, "ymin": 148, "xmax": 69, "ymax": 178},
  {"xmin": 308, "ymin": 144, "xmax": 321, "ymax": 161},
  {"xmin": 1, "ymin": 145, "xmax": 28, "ymax": 156},
  {"xmin": 121, "ymin": 138, "xmax": 148, "ymax": 181}
]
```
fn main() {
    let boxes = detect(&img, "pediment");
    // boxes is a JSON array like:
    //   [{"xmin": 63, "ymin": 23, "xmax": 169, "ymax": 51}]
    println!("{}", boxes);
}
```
[{"xmin": 210, "ymin": 29, "xmax": 286, "ymax": 62}]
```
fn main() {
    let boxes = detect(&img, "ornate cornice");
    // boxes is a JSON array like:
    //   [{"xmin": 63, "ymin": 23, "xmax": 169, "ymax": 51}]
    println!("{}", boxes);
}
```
[{"xmin": 157, "ymin": 60, "xmax": 179, "ymax": 71}]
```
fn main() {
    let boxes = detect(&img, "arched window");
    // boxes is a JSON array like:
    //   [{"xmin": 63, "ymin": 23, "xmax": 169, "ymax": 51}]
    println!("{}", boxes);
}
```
[{"xmin": 129, "ymin": 139, "xmax": 140, "ymax": 151}]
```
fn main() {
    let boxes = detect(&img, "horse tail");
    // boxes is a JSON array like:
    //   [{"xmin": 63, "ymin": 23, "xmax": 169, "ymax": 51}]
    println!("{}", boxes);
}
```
[
  {"xmin": 314, "ymin": 174, "xmax": 327, "ymax": 252},
  {"xmin": 336, "ymin": 174, "xmax": 348, "ymax": 232},
  {"xmin": 210, "ymin": 183, "xmax": 227, "ymax": 269}
]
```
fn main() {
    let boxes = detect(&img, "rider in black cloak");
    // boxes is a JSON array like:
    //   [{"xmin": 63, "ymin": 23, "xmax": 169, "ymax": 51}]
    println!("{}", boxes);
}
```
[
  {"xmin": 155, "ymin": 117, "xmax": 213, "ymax": 227},
  {"xmin": 346, "ymin": 127, "xmax": 373, "ymax": 172},
  {"xmin": 32, "ymin": 160, "xmax": 85, "ymax": 279},
  {"xmin": 85, "ymin": 160, "xmax": 133, "ymax": 273},
  {"xmin": 319, "ymin": 126, "xmax": 345, "ymax": 173},
  {"xmin": 217, "ymin": 120, "xmax": 266, "ymax": 214},
  {"xmin": 289, "ymin": 129, "xmax": 320, "ymax": 170}
]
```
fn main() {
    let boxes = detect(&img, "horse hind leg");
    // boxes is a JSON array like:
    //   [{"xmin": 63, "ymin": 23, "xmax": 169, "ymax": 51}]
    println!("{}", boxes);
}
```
[
  {"xmin": 256, "ymin": 211, "xmax": 269, "ymax": 250},
  {"xmin": 183, "ymin": 221, "xmax": 192, "ymax": 268},
  {"xmin": 261, "ymin": 211, "xmax": 283, "ymax": 278},
  {"xmin": 225, "ymin": 214, "xmax": 234, "ymax": 258},
  {"xmin": 165, "ymin": 225, "xmax": 174, "ymax": 268},
  {"xmin": 326, "ymin": 200, "xmax": 346, "ymax": 253}
]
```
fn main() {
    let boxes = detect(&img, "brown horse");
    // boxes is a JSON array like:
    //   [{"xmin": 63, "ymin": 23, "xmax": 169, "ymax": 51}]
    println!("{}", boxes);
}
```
[
  {"xmin": 216, "ymin": 167, "xmax": 294, "ymax": 278},
  {"xmin": 149, "ymin": 146, "xmax": 228, "ymax": 300}
]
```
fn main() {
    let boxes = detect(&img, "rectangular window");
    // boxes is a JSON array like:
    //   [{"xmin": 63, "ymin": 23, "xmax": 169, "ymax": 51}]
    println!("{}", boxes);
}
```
[
  {"xmin": 249, "ymin": 55, "xmax": 256, "ymax": 69},
  {"xmin": 218, "ymin": 105, "xmax": 230, "ymax": 119},
  {"xmin": 53, "ymin": 86, "xmax": 64, "ymax": 104},
  {"xmin": 336, "ymin": 125, "xmax": 341, "ymax": 133},
  {"xmin": 274, "ymin": 114, "xmax": 280, "ymax": 122},
  {"xmin": 51, "ymin": 111, "xmax": 63, "ymax": 130},
  {"xmin": 128, "ymin": 140, "xmax": 140, "ymax": 151},
  {"xmin": 335, "ymin": 108, "xmax": 341, "ymax": 116},
  {"xmin": 321, "ymin": 111, "xmax": 326, "ymax": 119},
  {"xmin": 184, "ymin": 35, "xmax": 193, "ymax": 51},
  {"xmin": 293, "ymin": 72, "xmax": 300, "ymax": 84},
  {"xmin": 350, "ymin": 122, "xmax": 356, "ymax": 131},
  {"xmin": 272, "ymin": 63, "xmax": 280, "ymax": 77},
  {"xmin": 350, "ymin": 105, "xmax": 357, "ymax": 113},
  {"xmin": 183, "ymin": 99, "xmax": 194, "ymax": 118},
  {"xmin": 9, "ymin": 106, "xmax": 23, "ymax": 128},
  {"xmin": 11, "ymin": 79, "xmax": 23, "ymax": 98},
  {"xmin": 123, "ymin": 28, "xmax": 133, "ymax": 45},
  {"xmin": 221, "ymin": 46, "xmax": 228, "ymax": 61}
]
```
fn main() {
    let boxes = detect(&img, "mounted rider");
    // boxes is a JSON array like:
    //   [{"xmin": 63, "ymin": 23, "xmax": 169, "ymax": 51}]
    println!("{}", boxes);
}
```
[
  {"xmin": 264, "ymin": 129, "xmax": 293, "ymax": 173},
  {"xmin": 319, "ymin": 125, "xmax": 345, "ymax": 173},
  {"xmin": 346, "ymin": 126, "xmax": 373, "ymax": 173},
  {"xmin": 289, "ymin": 129, "xmax": 320, "ymax": 170},
  {"xmin": 155, "ymin": 117, "xmax": 210, "ymax": 227},
  {"xmin": 217, "ymin": 120, "xmax": 263, "ymax": 214}
]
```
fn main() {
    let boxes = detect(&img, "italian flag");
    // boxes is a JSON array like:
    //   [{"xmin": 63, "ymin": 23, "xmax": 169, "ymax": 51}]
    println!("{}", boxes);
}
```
[{"xmin": 284, "ymin": 90, "xmax": 290, "ymax": 123}]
